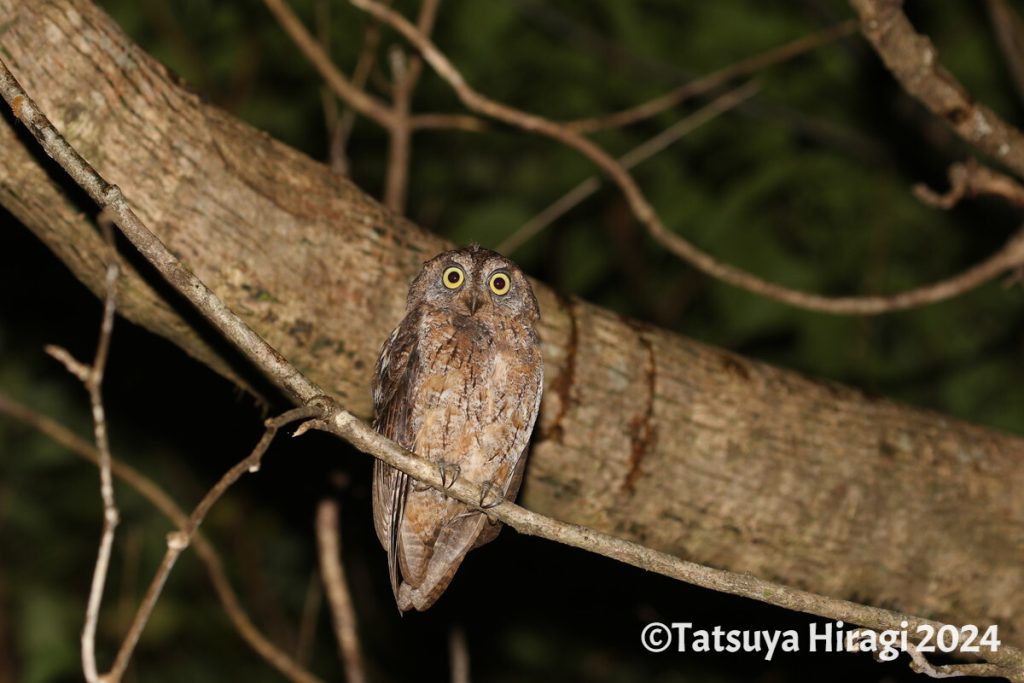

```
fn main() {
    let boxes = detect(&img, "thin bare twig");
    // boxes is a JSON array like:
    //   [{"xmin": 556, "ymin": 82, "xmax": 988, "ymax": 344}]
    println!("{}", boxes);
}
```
[
  {"xmin": 104, "ymin": 406, "xmax": 320, "ymax": 682},
  {"xmin": 987, "ymin": 0, "xmax": 1024, "ymax": 107},
  {"xmin": 265, "ymin": 0, "xmax": 480, "ymax": 146},
  {"xmin": 45, "ymin": 255, "xmax": 120, "ymax": 683},
  {"xmin": 914, "ymin": 158, "xmax": 1024, "ymax": 210},
  {"xmin": 318, "ymin": 0, "xmax": 388, "ymax": 173},
  {"xmin": 384, "ymin": 0, "xmax": 442, "ymax": 213},
  {"xmin": 264, "ymin": 0, "xmax": 395, "ymax": 129},
  {"xmin": 386, "ymin": 45, "xmax": 413, "ymax": 212},
  {"xmin": 498, "ymin": 81, "xmax": 759, "ymax": 254},
  {"xmin": 315, "ymin": 500, "xmax": 366, "ymax": 683},
  {"xmin": 409, "ymin": 112, "xmax": 485, "ymax": 131},
  {"xmin": 851, "ymin": 0, "xmax": 1024, "ymax": 180},
  {"xmin": 315, "ymin": 0, "xmax": 343, "ymax": 172},
  {"xmin": 350, "ymin": 0, "xmax": 1024, "ymax": 315},
  {"xmin": 449, "ymin": 627, "xmax": 469, "ymax": 683},
  {"xmin": 0, "ymin": 393, "xmax": 323, "ymax": 683},
  {"xmin": 294, "ymin": 569, "xmax": 323, "ymax": 667},
  {"xmin": 278, "ymin": 1, "xmax": 853, "ymax": 152},
  {"xmin": 3, "ymin": 57, "xmax": 1021, "ymax": 681},
  {"xmin": 565, "ymin": 20, "xmax": 857, "ymax": 134},
  {"xmin": 906, "ymin": 639, "xmax": 1008, "ymax": 679}
]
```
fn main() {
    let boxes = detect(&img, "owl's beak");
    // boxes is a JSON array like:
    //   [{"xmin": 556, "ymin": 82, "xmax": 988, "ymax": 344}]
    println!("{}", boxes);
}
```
[{"xmin": 467, "ymin": 290, "xmax": 481, "ymax": 316}]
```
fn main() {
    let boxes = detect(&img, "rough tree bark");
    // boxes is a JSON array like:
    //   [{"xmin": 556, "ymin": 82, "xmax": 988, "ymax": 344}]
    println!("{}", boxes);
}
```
[{"xmin": 1, "ymin": 0, "xmax": 1021, "ymax": 643}]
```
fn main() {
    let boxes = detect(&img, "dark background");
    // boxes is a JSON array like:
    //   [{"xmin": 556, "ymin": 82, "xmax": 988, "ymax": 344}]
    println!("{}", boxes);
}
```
[{"xmin": 1, "ymin": 1, "xmax": 1022, "ymax": 681}]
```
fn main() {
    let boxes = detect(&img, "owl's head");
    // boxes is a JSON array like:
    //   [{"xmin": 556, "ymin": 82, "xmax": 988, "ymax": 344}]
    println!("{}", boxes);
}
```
[{"xmin": 408, "ymin": 246, "xmax": 540, "ymax": 323}]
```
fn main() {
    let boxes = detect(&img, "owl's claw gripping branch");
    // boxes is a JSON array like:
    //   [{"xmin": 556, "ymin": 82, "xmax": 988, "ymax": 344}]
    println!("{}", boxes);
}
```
[
  {"xmin": 477, "ymin": 480, "xmax": 504, "ymax": 510},
  {"xmin": 438, "ymin": 462, "xmax": 461, "ymax": 489}
]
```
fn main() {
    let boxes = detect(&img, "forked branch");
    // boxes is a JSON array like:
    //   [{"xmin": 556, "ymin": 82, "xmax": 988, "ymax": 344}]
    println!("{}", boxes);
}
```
[
  {"xmin": 0, "ymin": 392, "xmax": 323, "ymax": 683},
  {"xmin": 349, "ymin": 0, "xmax": 1024, "ymax": 315},
  {"xmin": 45, "ymin": 255, "xmax": 120, "ymax": 683}
]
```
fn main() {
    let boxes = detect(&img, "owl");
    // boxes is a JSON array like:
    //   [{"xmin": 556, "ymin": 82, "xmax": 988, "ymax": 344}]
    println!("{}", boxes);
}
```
[{"xmin": 371, "ymin": 246, "xmax": 543, "ymax": 612}]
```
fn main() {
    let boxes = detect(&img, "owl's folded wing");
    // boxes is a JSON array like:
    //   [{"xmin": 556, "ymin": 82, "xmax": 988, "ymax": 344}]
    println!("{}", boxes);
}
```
[{"xmin": 370, "ymin": 320, "xmax": 421, "ymax": 603}]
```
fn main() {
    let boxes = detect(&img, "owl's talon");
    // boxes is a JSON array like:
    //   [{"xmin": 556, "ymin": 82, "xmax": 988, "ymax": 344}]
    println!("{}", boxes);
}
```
[
  {"xmin": 439, "ymin": 461, "xmax": 461, "ymax": 489},
  {"xmin": 478, "ymin": 480, "xmax": 504, "ymax": 510}
]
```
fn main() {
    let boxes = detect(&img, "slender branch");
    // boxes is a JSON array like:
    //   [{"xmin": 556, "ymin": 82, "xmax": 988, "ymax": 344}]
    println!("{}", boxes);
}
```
[
  {"xmin": 986, "ymin": 0, "xmax": 1024, "ymax": 107},
  {"xmin": 449, "ymin": 627, "xmax": 469, "ymax": 683},
  {"xmin": 850, "ymin": 0, "xmax": 1024, "ymax": 180},
  {"xmin": 385, "ymin": 47, "xmax": 413, "ymax": 213},
  {"xmin": 348, "ymin": 0, "xmax": 1024, "ymax": 315},
  {"xmin": 906, "ymin": 640, "xmax": 1009, "ymax": 679},
  {"xmin": 314, "ymin": 0, "xmax": 342, "ymax": 172},
  {"xmin": 315, "ymin": 501, "xmax": 366, "ymax": 683},
  {"xmin": 296, "ymin": 406, "xmax": 1024, "ymax": 680},
  {"xmin": 263, "ymin": 0, "xmax": 396, "ymax": 129},
  {"xmin": 3, "ymin": 52, "xmax": 1021, "ymax": 681},
  {"xmin": 294, "ymin": 570, "xmax": 323, "ymax": 667},
  {"xmin": 319, "ymin": 0, "xmax": 389, "ymax": 173},
  {"xmin": 45, "ymin": 254, "xmax": 121, "ymax": 683},
  {"xmin": 0, "ymin": 392, "xmax": 323, "ymax": 683},
  {"xmin": 564, "ymin": 20, "xmax": 857, "ymax": 134},
  {"xmin": 265, "ymin": 0, "xmax": 475, "ymax": 146},
  {"xmin": 408, "ymin": 112, "xmax": 486, "ymax": 132},
  {"xmin": 914, "ymin": 158, "xmax": 1024, "ymax": 210},
  {"xmin": 498, "ymin": 81, "xmax": 759, "ymax": 255},
  {"xmin": 273, "ymin": 2, "xmax": 853, "ymax": 147},
  {"xmin": 384, "ymin": 0, "xmax": 442, "ymax": 213},
  {"xmin": 105, "ymin": 405, "xmax": 321, "ymax": 682}
]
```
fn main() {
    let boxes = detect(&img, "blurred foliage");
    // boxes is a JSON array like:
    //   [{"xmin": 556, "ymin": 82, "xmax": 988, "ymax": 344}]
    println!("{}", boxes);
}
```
[{"xmin": 2, "ymin": 0, "xmax": 1023, "ymax": 681}]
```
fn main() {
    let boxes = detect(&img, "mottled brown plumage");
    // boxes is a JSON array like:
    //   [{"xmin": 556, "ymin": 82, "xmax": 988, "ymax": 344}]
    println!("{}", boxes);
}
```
[{"xmin": 371, "ymin": 246, "xmax": 543, "ymax": 611}]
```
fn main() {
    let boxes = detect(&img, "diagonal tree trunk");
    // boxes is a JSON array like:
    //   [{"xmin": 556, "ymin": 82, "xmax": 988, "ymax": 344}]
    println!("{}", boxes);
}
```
[{"xmin": 1, "ymin": 0, "xmax": 1021, "ymax": 643}]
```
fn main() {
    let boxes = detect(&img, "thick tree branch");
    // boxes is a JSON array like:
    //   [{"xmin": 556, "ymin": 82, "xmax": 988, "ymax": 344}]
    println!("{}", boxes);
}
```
[{"xmin": 0, "ymin": 66, "xmax": 318, "ymax": 404}]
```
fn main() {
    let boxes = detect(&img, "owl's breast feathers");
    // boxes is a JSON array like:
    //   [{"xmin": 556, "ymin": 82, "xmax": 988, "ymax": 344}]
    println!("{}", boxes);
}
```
[{"xmin": 372, "ymin": 307, "xmax": 543, "ymax": 611}]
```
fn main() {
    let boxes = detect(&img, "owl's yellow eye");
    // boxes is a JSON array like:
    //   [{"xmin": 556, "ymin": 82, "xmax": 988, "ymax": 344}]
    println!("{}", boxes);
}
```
[
  {"xmin": 442, "ymin": 266, "xmax": 465, "ymax": 289},
  {"xmin": 488, "ymin": 271, "xmax": 511, "ymax": 295}
]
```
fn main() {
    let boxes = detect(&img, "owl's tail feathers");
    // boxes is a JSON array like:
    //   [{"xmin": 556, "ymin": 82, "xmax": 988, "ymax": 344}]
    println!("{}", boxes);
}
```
[{"xmin": 396, "ymin": 512, "xmax": 489, "ymax": 611}]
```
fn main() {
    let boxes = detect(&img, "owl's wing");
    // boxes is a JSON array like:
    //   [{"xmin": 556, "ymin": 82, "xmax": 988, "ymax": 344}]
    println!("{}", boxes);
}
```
[
  {"xmin": 370, "ymin": 323, "xmax": 420, "ymax": 602},
  {"xmin": 373, "ymin": 461, "xmax": 408, "ymax": 600}
]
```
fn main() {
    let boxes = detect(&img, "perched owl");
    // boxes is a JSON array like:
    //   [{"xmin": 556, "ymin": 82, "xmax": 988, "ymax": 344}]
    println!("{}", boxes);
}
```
[{"xmin": 371, "ymin": 246, "xmax": 543, "ymax": 612}]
